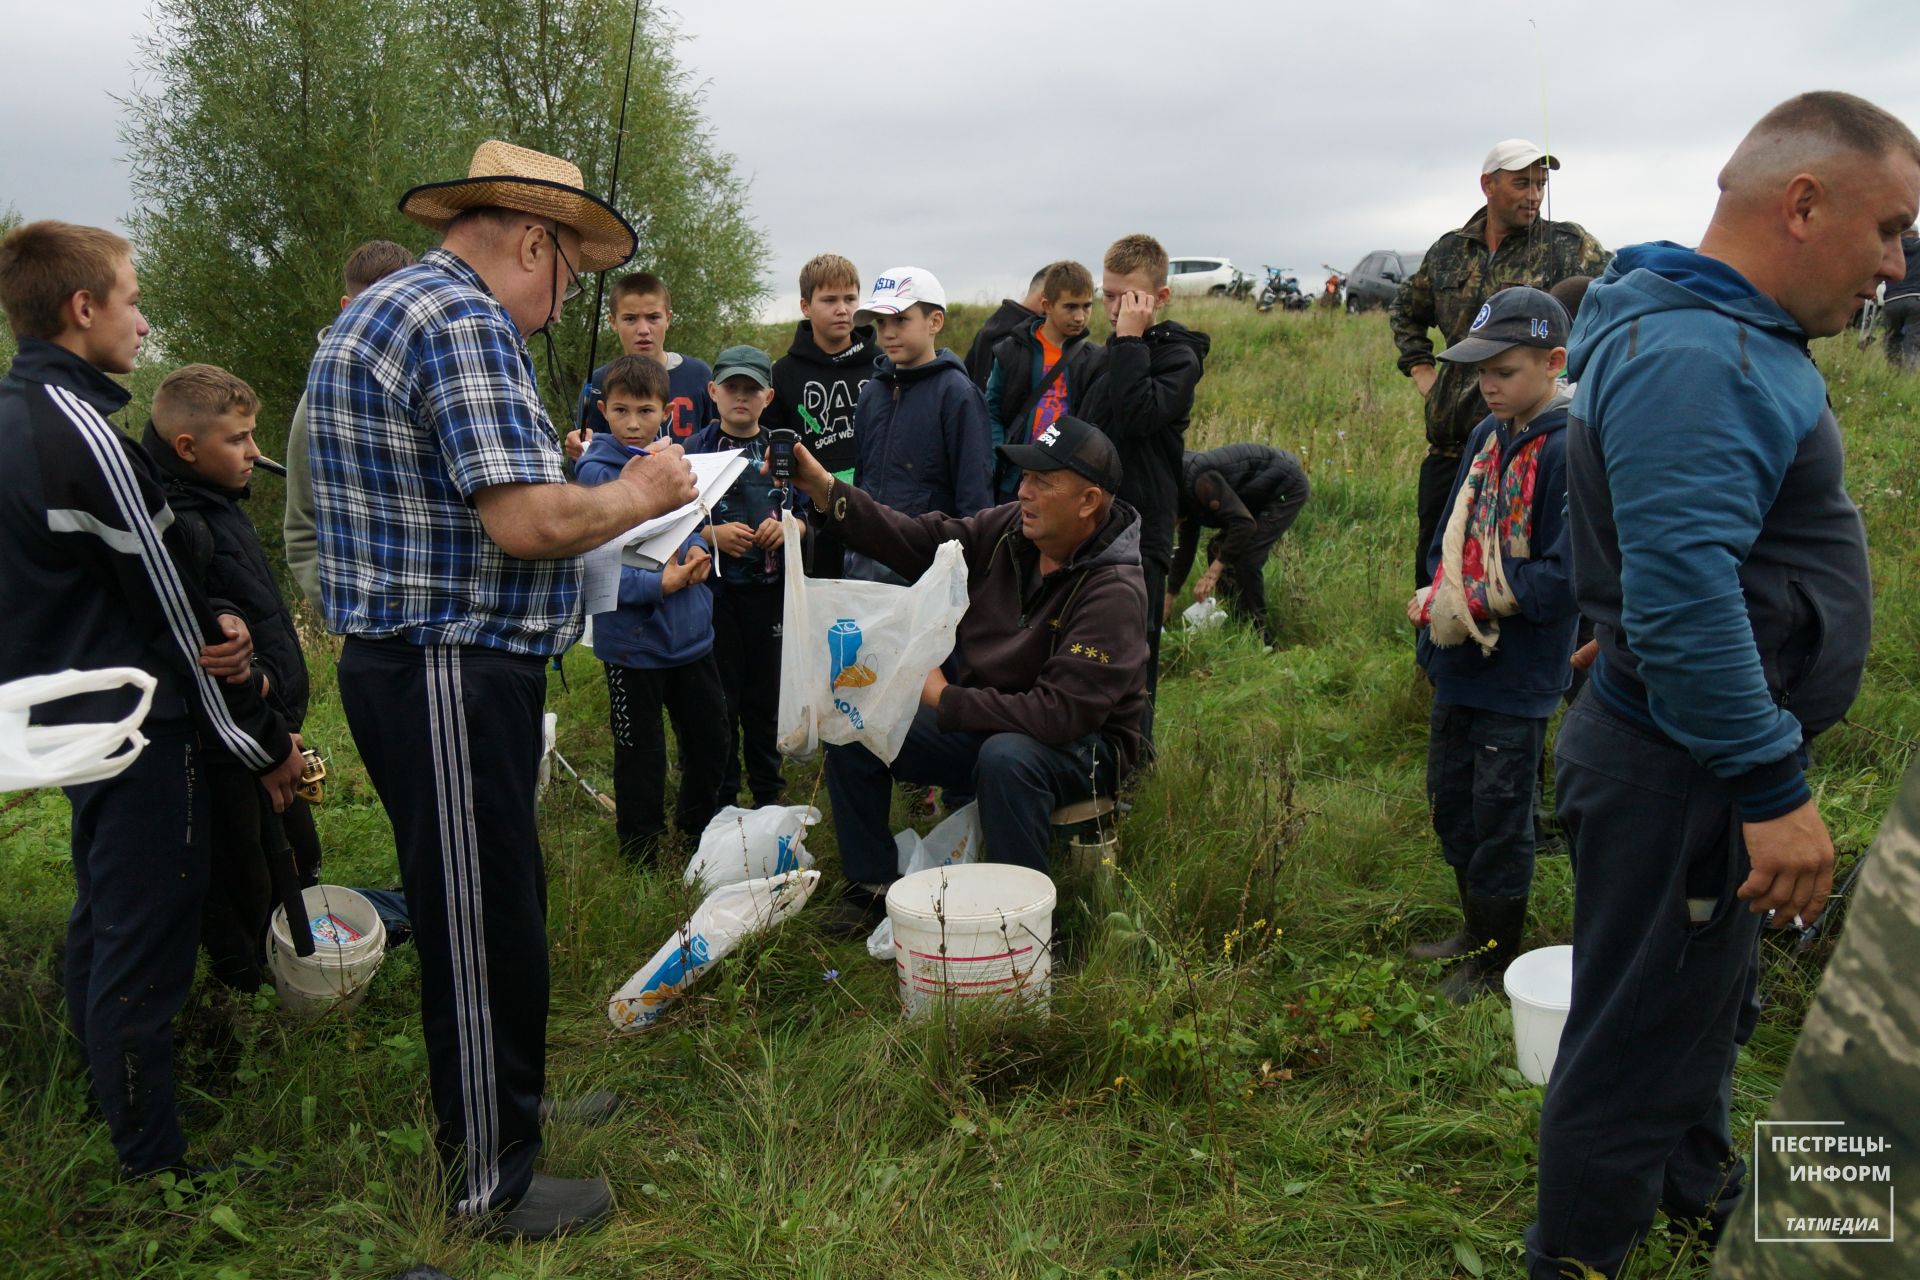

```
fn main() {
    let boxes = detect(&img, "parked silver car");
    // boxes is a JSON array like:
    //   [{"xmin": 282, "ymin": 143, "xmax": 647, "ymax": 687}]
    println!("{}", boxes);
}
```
[{"xmin": 1345, "ymin": 249, "xmax": 1425, "ymax": 312}]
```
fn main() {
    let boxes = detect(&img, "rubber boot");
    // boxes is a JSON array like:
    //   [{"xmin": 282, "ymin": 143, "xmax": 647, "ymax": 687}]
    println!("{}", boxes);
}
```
[
  {"xmin": 1409, "ymin": 867, "xmax": 1475, "ymax": 960},
  {"xmin": 1437, "ymin": 894, "xmax": 1528, "ymax": 1004}
]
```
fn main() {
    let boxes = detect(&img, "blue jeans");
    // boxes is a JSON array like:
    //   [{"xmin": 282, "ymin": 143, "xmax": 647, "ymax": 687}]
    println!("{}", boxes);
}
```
[{"xmin": 825, "ymin": 705, "xmax": 1113, "ymax": 882}]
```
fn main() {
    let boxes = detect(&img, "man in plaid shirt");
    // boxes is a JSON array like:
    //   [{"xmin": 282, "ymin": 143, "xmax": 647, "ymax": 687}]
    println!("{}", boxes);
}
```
[{"xmin": 307, "ymin": 141, "xmax": 693, "ymax": 1239}]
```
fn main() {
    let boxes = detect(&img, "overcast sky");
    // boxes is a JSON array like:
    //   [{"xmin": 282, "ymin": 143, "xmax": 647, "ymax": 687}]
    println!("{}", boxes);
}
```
[{"xmin": 6, "ymin": 1, "xmax": 1920, "ymax": 318}]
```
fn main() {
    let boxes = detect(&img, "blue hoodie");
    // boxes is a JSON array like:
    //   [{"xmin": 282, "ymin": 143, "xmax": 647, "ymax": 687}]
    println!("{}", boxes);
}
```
[
  {"xmin": 1417, "ymin": 397, "xmax": 1578, "ymax": 718},
  {"xmin": 853, "ymin": 348, "xmax": 993, "ymax": 521},
  {"xmin": 1564, "ymin": 241, "xmax": 1871, "ymax": 821},
  {"xmin": 575, "ymin": 432, "xmax": 715, "ymax": 668}
]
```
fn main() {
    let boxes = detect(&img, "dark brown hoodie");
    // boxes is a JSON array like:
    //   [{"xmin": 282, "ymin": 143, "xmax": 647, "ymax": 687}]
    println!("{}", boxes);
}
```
[{"xmin": 821, "ymin": 480, "xmax": 1151, "ymax": 776}]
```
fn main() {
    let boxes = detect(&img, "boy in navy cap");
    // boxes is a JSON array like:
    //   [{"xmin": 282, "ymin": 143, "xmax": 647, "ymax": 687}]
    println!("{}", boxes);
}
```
[{"xmin": 1404, "ymin": 286, "xmax": 1580, "ymax": 1001}]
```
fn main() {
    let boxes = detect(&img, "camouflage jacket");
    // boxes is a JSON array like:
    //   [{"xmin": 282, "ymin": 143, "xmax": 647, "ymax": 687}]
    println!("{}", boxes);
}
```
[
  {"xmin": 1389, "ymin": 207, "xmax": 1610, "ymax": 454},
  {"xmin": 1713, "ymin": 760, "xmax": 1920, "ymax": 1278}
]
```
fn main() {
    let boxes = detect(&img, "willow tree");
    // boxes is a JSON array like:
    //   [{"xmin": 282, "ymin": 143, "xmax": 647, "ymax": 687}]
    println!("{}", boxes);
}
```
[{"xmin": 123, "ymin": 0, "xmax": 765, "ymax": 464}]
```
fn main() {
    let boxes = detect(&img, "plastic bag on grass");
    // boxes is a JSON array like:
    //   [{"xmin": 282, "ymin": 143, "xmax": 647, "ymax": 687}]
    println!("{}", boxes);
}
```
[
  {"xmin": 683, "ymin": 804, "xmax": 820, "ymax": 896},
  {"xmin": 865, "ymin": 802, "xmax": 982, "ymax": 960},
  {"xmin": 607, "ymin": 869, "xmax": 821, "ymax": 1032},
  {"xmin": 775, "ymin": 513, "xmax": 969, "ymax": 765},
  {"xmin": 1183, "ymin": 597, "xmax": 1229, "ymax": 631}
]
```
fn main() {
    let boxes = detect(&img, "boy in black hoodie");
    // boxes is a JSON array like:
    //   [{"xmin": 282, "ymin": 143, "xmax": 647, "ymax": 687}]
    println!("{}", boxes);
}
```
[
  {"xmin": 144, "ymin": 364, "xmax": 322, "ymax": 991},
  {"xmin": 1080, "ymin": 234, "xmax": 1210, "ymax": 738},
  {"xmin": 764, "ymin": 254, "xmax": 877, "ymax": 577}
]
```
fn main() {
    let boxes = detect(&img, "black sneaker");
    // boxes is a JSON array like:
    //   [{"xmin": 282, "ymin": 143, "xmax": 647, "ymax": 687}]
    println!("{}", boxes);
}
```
[
  {"xmin": 817, "ymin": 886, "xmax": 889, "ymax": 940},
  {"xmin": 486, "ymin": 1172, "xmax": 614, "ymax": 1240}
]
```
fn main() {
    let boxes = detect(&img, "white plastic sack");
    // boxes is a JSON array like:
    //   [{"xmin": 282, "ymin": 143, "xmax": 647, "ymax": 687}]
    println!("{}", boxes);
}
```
[
  {"xmin": 607, "ymin": 869, "xmax": 821, "ymax": 1032},
  {"xmin": 536, "ymin": 711, "xmax": 558, "ymax": 792},
  {"xmin": 776, "ymin": 513, "xmax": 969, "ymax": 765},
  {"xmin": 865, "ymin": 802, "xmax": 983, "ymax": 960},
  {"xmin": 683, "ymin": 804, "xmax": 820, "ymax": 896},
  {"xmin": 1183, "ymin": 597, "xmax": 1229, "ymax": 631},
  {"xmin": 0, "ymin": 668, "xmax": 156, "ymax": 791}
]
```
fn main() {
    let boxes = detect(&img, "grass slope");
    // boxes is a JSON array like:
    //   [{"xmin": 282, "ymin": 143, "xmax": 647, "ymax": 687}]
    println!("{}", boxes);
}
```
[{"xmin": 3, "ymin": 303, "xmax": 1916, "ymax": 1279}]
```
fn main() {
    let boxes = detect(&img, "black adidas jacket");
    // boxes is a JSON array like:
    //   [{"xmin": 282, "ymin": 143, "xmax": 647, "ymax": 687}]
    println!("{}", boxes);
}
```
[{"xmin": 0, "ymin": 339, "xmax": 289, "ymax": 770}]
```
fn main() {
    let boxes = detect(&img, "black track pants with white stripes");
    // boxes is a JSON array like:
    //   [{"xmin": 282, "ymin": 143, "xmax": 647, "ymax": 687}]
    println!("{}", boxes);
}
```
[{"xmin": 339, "ymin": 637, "xmax": 548, "ymax": 1215}]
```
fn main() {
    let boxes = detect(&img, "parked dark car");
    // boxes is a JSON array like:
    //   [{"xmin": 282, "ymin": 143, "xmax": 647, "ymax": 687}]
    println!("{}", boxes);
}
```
[{"xmin": 1345, "ymin": 249, "xmax": 1425, "ymax": 313}]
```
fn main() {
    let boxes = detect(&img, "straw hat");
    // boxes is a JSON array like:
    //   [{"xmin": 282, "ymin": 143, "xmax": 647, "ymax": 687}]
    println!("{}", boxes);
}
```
[{"xmin": 399, "ymin": 140, "xmax": 638, "ymax": 273}]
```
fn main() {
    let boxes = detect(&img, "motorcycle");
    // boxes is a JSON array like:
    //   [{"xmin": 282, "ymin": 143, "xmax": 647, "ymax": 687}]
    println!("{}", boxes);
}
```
[
  {"xmin": 1225, "ymin": 268, "xmax": 1255, "ymax": 302},
  {"xmin": 1256, "ymin": 266, "xmax": 1312, "ymax": 313},
  {"xmin": 1319, "ymin": 264, "xmax": 1347, "ymax": 308}
]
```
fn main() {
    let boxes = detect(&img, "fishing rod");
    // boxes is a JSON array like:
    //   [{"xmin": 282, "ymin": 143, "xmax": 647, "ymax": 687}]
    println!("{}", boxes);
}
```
[{"xmin": 577, "ymin": 0, "xmax": 647, "ymax": 431}]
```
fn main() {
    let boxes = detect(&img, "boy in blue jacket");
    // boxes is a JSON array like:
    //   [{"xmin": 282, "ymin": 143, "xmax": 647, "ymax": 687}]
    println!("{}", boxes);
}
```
[
  {"xmin": 576, "ymin": 355, "xmax": 726, "ymax": 862},
  {"xmin": 685, "ymin": 345, "xmax": 788, "ymax": 807},
  {"xmin": 846, "ymin": 266, "xmax": 993, "ymax": 583},
  {"xmin": 1406, "ymin": 287, "xmax": 1578, "ymax": 1001}
]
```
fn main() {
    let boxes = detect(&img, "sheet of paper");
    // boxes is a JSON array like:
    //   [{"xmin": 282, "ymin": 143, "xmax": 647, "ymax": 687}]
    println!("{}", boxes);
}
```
[
  {"xmin": 581, "ymin": 540, "xmax": 623, "ymax": 615},
  {"xmin": 616, "ymin": 448, "xmax": 750, "ymax": 570}
]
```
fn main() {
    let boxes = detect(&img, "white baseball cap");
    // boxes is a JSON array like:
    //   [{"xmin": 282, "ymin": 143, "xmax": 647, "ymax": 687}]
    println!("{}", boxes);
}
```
[
  {"xmin": 1482, "ymin": 139, "xmax": 1562, "ymax": 175},
  {"xmin": 856, "ymin": 266, "xmax": 946, "ymax": 320}
]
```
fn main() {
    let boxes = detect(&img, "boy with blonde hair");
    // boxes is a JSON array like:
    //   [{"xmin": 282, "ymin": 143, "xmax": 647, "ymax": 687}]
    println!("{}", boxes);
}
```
[
  {"xmin": 146, "ymin": 364, "xmax": 326, "ymax": 989},
  {"xmin": 1080, "ymin": 233, "xmax": 1210, "ymax": 737},
  {"xmin": 765, "ymin": 253, "xmax": 878, "ymax": 576}
]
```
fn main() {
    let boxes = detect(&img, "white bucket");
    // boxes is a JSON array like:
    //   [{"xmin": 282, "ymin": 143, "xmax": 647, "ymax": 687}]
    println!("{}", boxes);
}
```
[
  {"xmin": 886, "ymin": 864, "xmax": 1055, "ymax": 1016},
  {"xmin": 1503, "ymin": 944, "xmax": 1574, "ymax": 1085},
  {"xmin": 267, "ymin": 885, "xmax": 387, "ymax": 1018}
]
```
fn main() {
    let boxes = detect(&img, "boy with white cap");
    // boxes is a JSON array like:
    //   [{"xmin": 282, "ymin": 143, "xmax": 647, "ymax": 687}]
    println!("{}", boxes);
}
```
[{"xmin": 843, "ymin": 266, "xmax": 993, "ymax": 582}]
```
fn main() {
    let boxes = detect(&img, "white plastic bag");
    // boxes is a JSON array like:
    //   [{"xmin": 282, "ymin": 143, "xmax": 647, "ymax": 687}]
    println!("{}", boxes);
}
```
[
  {"xmin": 607, "ymin": 869, "xmax": 821, "ymax": 1032},
  {"xmin": 683, "ymin": 804, "xmax": 820, "ymax": 896},
  {"xmin": 1183, "ymin": 597, "xmax": 1229, "ymax": 631},
  {"xmin": 536, "ymin": 711, "xmax": 558, "ymax": 792},
  {"xmin": 776, "ymin": 513, "xmax": 969, "ymax": 765},
  {"xmin": 0, "ymin": 668, "xmax": 156, "ymax": 791},
  {"xmin": 865, "ymin": 802, "xmax": 983, "ymax": 960}
]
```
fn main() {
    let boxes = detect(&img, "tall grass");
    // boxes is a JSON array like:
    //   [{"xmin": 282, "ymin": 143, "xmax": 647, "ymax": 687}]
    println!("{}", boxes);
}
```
[{"xmin": 2, "ymin": 304, "xmax": 1913, "ymax": 1278}]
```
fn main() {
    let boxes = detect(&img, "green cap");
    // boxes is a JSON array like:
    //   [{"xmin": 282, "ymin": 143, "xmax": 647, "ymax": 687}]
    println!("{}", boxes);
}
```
[{"xmin": 712, "ymin": 344, "xmax": 773, "ymax": 388}]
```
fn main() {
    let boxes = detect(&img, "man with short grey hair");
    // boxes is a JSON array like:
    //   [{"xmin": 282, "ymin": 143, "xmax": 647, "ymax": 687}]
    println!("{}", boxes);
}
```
[{"xmin": 1526, "ymin": 91, "xmax": 1920, "ymax": 1278}]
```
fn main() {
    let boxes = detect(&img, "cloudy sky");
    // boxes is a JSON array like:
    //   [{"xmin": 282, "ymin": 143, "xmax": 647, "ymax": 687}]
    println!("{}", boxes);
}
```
[{"xmin": 6, "ymin": 1, "xmax": 1919, "ymax": 317}]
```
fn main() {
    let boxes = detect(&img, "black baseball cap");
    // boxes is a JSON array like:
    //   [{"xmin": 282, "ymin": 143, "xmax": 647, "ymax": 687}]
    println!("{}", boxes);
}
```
[
  {"xmin": 1438, "ymin": 286, "xmax": 1571, "ymax": 364},
  {"xmin": 995, "ymin": 415, "xmax": 1124, "ymax": 492}
]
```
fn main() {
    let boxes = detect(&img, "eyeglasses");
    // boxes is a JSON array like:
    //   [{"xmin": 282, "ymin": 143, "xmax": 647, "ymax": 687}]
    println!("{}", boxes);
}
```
[{"xmin": 549, "ymin": 222, "xmax": 584, "ymax": 304}]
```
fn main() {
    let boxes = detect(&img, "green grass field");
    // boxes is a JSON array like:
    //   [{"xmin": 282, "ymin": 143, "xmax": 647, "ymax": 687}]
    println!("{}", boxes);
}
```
[{"xmin": 4, "ymin": 302, "xmax": 1916, "ymax": 1279}]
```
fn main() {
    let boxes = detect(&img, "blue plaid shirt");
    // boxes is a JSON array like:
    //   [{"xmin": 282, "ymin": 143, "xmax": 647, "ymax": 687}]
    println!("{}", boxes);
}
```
[{"xmin": 307, "ymin": 248, "xmax": 583, "ymax": 656}]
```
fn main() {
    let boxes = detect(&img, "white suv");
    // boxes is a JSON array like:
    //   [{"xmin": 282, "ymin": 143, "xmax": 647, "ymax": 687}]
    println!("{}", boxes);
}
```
[{"xmin": 1166, "ymin": 256, "xmax": 1241, "ymax": 296}]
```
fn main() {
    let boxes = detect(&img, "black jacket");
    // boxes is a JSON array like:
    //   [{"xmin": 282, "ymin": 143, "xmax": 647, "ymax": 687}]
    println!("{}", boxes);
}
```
[
  {"xmin": 985, "ymin": 320, "xmax": 1107, "ymax": 500},
  {"xmin": 0, "ymin": 339, "xmax": 289, "ymax": 770},
  {"xmin": 763, "ymin": 320, "xmax": 880, "ymax": 478},
  {"xmin": 965, "ymin": 298, "xmax": 1040, "ymax": 389},
  {"xmin": 1079, "ymin": 320, "xmax": 1211, "ymax": 574},
  {"xmin": 142, "ymin": 424, "xmax": 310, "ymax": 731},
  {"xmin": 1169, "ymin": 443, "xmax": 1309, "ymax": 592}
]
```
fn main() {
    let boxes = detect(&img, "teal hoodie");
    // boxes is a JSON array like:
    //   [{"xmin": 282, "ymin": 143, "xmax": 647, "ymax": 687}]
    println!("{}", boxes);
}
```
[{"xmin": 1564, "ymin": 241, "xmax": 1871, "ymax": 821}]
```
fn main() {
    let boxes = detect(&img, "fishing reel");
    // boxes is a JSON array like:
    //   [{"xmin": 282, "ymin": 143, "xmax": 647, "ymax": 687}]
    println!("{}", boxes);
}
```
[{"xmin": 295, "ymin": 748, "xmax": 327, "ymax": 805}]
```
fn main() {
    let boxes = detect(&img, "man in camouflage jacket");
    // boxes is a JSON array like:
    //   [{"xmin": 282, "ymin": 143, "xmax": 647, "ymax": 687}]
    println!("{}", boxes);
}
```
[{"xmin": 1389, "ymin": 139, "xmax": 1610, "ymax": 587}]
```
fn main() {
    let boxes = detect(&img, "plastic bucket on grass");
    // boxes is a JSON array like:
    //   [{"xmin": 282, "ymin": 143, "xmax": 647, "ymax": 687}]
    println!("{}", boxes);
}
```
[
  {"xmin": 1503, "ymin": 944, "xmax": 1573, "ymax": 1085},
  {"xmin": 267, "ymin": 885, "xmax": 387, "ymax": 1017},
  {"xmin": 886, "ymin": 864, "xmax": 1055, "ymax": 1016}
]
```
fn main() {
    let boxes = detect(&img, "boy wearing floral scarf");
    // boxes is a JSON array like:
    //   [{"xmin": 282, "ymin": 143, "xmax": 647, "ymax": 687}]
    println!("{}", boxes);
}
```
[{"xmin": 1405, "ymin": 286, "xmax": 1580, "ymax": 1001}]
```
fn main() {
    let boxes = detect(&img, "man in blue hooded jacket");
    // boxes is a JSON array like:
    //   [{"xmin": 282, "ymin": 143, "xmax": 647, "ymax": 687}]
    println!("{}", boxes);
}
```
[{"xmin": 1526, "ymin": 92, "xmax": 1920, "ymax": 1278}]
